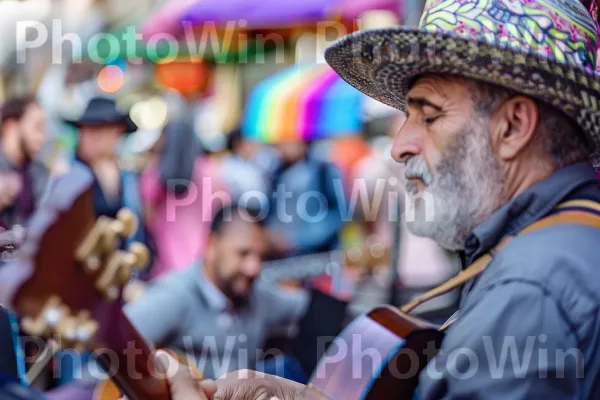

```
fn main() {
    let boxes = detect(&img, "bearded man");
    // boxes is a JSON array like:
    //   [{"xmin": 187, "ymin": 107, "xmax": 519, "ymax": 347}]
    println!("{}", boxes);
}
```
[{"xmin": 137, "ymin": 0, "xmax": 600, "ymax": 399}]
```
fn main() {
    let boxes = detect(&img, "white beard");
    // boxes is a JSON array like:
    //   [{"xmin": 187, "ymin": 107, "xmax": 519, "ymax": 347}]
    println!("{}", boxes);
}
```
[{"xmin": 402, "ymin": 121, "xmax": 505, "ymax": 250}]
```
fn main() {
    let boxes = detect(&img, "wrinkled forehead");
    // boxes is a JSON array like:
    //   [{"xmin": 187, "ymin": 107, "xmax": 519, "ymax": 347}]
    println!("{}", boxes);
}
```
[
  {"xmin": 405, "ymin": 74, "xmax": 477, "ymax": 113},
  {"xmin": 408, "ymin": 74, "xmax": 472, "ymax": 100}
]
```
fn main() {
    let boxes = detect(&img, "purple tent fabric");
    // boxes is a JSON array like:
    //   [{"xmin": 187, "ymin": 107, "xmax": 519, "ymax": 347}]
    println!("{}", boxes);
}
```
[
  {"xmin": 181, "ymin": 0, "xmax": 333, "ymax": 28},
  {"xmin": 339, "ymin": 0, "xmax": 401, "ymax": 20},
  {"xmin": 180, "ymin": 0, "xmax": 401, "ymax": 28},
  {"xmin": 142, "ymin": 0, "xmax": 197, "ymax": 41},
  {"xmin": 142, "ymin": 0, "xmax": 401, "ymax": 40}
]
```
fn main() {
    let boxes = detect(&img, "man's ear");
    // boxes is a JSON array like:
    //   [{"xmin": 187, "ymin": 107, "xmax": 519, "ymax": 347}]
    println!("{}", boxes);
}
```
[
  {"xmin": 1, "ymin": 120, "xmax": 18, "ymax": 138},
  {"xmin": 205, "ymin": 234, "xmax": 218, "ymax": 263},
  {"xmin": 491, "ymin": 96, "xmax": 539, "ymax": 161}
]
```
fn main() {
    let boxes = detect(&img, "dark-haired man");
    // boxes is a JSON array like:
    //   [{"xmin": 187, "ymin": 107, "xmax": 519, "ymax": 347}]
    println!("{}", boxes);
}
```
[
  {"xmin": 124, "ymin": 203, "xmax": 309, "ymax": 380},
  {"xmin": 0, "ymin": 96, "xmax": 49, "ymax": 228}
]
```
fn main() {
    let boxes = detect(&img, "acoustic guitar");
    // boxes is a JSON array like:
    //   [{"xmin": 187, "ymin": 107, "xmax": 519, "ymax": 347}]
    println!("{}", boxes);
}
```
[
  {"xmin": 0, "ymin": 163, "xmax": 202, "ymax": 400},
  {"xmin": 0, "ymin": 161, "xmax": 442, "ymax": 400},
  {"xmin": 299, "ymin": 305, "xmax": 446, "ymax": 400},
  {"xmin": 261, "ymin": 243, "xmax": 389, "ymax": 283}
]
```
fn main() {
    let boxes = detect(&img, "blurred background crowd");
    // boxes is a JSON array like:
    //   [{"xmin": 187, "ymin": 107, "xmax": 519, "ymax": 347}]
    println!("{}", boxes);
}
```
[{"xmin": 0, "ymin": 0, "xmax": 463, "ymax": 397}]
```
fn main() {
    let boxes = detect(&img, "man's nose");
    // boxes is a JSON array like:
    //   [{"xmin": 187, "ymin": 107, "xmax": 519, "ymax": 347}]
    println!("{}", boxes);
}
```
[
  {"xmin": 391, "ymin": 122, "xmax": 422, "ymax": 163},
  {"xmin": 243, "ymin": 256, "xmax": 262, "ymax": 277}
]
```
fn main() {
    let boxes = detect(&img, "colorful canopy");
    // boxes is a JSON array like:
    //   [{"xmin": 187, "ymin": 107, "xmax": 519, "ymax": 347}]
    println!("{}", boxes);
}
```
[
  {"xmin": 181, "ymin": 0, "xmax": 400, "ymax": 28},
  {"xmin": 141, "ymin": 0, "xmax": 401, "ymax": 38},
  {"xmin": 242, "ymin": 63, "xmax": 363, "ymax": 142},
  {"xmin": 142, "ymin": 0, "xmax": 196, "ymax": 42}
]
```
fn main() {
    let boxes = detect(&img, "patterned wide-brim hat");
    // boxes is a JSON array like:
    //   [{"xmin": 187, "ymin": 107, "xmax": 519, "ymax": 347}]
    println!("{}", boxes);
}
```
[{"xmin": 324, "ymin": 0, "xmax": 600, "ymax": 168}]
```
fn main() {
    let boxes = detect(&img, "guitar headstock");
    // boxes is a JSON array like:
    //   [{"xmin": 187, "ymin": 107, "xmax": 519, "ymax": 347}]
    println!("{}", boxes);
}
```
[
  {"xmin": 0, "ymin": 162, "xmax": 149, "ymax": 352},
  {"xmin": 343, "ymin": 243, "xmax": 390, "ymax": 273}
]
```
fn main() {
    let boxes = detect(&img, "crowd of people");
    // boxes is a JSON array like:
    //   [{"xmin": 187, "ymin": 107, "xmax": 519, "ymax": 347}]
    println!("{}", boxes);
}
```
[
  {"xmin": 4, "ymin": 0, "xmax": 600, "ymax": 398},
  {"xmin": 0, "ymin": 79, "xmax": 458, "ymax": 396}
]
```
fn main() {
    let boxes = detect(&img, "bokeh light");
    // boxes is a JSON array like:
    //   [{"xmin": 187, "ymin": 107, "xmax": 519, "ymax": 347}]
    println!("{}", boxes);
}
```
[
  {"xmin": 129, "ymin": 96, "xmax": 169, "ymax": 131},
  {"xmin": 97, "ymin": 65, "xmax": 124, "ymax": 93}
]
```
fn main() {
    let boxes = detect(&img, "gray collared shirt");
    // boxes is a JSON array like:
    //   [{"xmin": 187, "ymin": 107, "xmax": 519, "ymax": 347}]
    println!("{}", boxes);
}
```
[
  {"xmin": 124, "ymin": 264, "xmax": 309, "ymax": 379},
  {"xmin": 419, "ymin": 162, "xmax": 600, "ymax": 399}
]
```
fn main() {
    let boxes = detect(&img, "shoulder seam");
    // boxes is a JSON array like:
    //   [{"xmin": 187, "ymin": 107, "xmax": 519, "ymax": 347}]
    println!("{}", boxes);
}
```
[{"xmin": 470, "ymin": 278, "xmax": 585, "ymax": 347}]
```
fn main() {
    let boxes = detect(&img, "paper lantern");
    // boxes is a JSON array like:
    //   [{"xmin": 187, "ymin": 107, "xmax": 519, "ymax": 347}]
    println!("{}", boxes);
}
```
[{"xmin": 154, "ymin": 60, "xmax": 212, "ymax": 95}]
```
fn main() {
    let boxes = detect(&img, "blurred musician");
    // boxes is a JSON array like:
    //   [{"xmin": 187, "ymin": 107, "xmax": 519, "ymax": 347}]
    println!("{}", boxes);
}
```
[
  {"xmin": 125, "ymin": 202, "xmax": 310, "ymax": 380},
  {"xmin": 0, "ymin": 96, "xmax": 49, "ymax": 229}
]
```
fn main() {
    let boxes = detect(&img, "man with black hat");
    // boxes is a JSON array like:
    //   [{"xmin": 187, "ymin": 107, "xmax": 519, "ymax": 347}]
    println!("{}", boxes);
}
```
[{"xmin": 64, "ymin": 96, "xmax": 140, "ymax": 220}]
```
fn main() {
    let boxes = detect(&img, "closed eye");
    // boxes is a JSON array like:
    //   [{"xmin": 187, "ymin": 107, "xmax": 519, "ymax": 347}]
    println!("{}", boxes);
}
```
[{"xmin": 424, "ymin": 116, "xmax": 439, "ymax": 125}]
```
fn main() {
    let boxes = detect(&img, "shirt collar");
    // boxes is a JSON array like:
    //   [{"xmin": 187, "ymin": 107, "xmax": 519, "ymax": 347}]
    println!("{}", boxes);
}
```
[
  {"xmin": 465, "ymin": 162, "xmax": 599, "ymax": 262},
  {"xmin": 196, "ymin": 263, "xmax": 231, "ymax": 312}
]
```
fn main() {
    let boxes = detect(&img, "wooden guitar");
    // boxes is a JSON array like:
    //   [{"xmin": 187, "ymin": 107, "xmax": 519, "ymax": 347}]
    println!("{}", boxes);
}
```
[
  {"xmin": 0, "ymin": 163, "xmax": 201, "ymax": 400},
  {"xmin": 260, "ymin": 245, "xmax": 389, "ymax": 297},
  {"xmin": 261, "ymin": 244, "xmax": 389, "ymax": 284},
  {"xmin": 299, "ymin": 305, "xmax": 446, "ymax": 400},
  {"xmin": 297, "ymin": 199, "xmax": 600, "ymax": 400},
  {"xmin": 0, "ymin": 161, "xmax": 450, "ymax": 400}
]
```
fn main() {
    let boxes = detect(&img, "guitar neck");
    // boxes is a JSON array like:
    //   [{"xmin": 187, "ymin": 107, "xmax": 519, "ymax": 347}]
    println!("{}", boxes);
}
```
[
  {"xmin": 260, "ymin": 250, "xmax": 343, "ymax": 283},
  {"xmin": 91, "ymin": 299, "xmax": 171, "ymax": 400}
]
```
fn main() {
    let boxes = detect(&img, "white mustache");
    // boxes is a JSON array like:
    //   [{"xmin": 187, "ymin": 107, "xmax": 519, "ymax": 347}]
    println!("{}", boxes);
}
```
[{"xmin": 404, "ymin": 156, "xmax": 433, "ymax": 185}]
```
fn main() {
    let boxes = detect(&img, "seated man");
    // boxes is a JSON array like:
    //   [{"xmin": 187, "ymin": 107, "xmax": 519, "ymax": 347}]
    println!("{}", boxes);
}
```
[{"xmin": 125, "ymin": 203, "xmax": 310, "ymax": 380}]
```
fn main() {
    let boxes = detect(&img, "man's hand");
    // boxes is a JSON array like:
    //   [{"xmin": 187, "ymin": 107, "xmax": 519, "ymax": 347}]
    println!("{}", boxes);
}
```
[
  {"xmin": 207, "ymin": 369, "xmax": 305, "ymax": 400},
  {"xmin": 154, "ymin": 351, "xmax": 305, "ymax": 400},
  {"xmin": 154, "ymin": 350, "xmax": 212, "ymax": 400}
]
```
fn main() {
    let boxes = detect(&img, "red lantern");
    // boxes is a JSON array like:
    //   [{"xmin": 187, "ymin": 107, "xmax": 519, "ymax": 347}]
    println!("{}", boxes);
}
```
[{"xmin": 154, "ymin": 60, "xmax": 213, "ymax": 96}]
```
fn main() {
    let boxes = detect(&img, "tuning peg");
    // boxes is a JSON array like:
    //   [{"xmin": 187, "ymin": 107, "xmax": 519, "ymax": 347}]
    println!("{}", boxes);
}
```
[
  {"xmin": 85, "ymin": 254, "xmax": 101, "ymax": 273},
  {"xmin": 95, "ymin": 252, "xmax": 126, "ymax": 302},
  {"xmin": 113, "ymin": 209, "xmax": 138, "ymax": 238},
  {"xmin": 76, "ymin": 218, "xmax": 110, "ymax": 269},
  {"xmin": 75, "ymin": 310, "xmax": 98, "ymax": 338},
  {"xmin": 101, "ymin": 210, "xmax": 138, "ymax": 252},
  {"xmin": 124, "ymin": 242, "xmax": 150, "ymax": 269},
  {"xmin": 55, "ymin": 310, "xmax": 98, "ymax": 352},
  {"xmin": 344, "ymin": 247, "xmax": 363, "ymax": 267},
  {"xmin": 55, "ymin": 315, "xmax": 78, "ymax": 348},
  {"xmin": 368, "ymin": 243, "xmax": 385, "ymax": 258},
  {"xmin": 21, "ymin": 296, "xmax": 69, "ymax": 338},
  {"xmin": 118, "ymin": 242, "xmax": 150, "ymax": 285}
]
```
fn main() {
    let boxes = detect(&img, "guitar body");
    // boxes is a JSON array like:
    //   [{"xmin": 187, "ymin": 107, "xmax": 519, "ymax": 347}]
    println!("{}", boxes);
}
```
[
  {"xmin": 93, "ymin": 349, "xmax": 204, "ymax": 400},
  {"xmin": 304, "ymin": 305, "xmax": 444, "ymax": 400}
]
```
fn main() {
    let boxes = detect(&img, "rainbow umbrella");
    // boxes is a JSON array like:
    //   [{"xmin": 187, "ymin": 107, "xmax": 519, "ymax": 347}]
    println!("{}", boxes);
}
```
[{"xmin": 242, "ymin": 63, "xmax": 363, "ymax": 142}]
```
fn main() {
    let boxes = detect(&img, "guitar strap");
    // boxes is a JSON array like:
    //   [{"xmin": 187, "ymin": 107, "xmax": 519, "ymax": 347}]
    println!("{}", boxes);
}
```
[{"xmin": 400, "ymin": 200, "xmax": 600, "ymax": 331}]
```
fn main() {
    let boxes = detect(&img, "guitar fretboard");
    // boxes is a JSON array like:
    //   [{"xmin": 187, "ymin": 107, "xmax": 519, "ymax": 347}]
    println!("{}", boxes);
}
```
[{"xmin": 260, "ymin": 250, "xmax": 344, "ymax": 283}]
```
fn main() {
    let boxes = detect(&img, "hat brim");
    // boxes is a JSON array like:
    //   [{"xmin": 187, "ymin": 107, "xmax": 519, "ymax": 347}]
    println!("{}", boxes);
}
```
[
  {"xmin": 64, "ymin": 115, "xmax": 138, "ymax": 134},
  {"xmin": 324, "ymin": 27, "xmax": 600, "ymax": 167}
]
